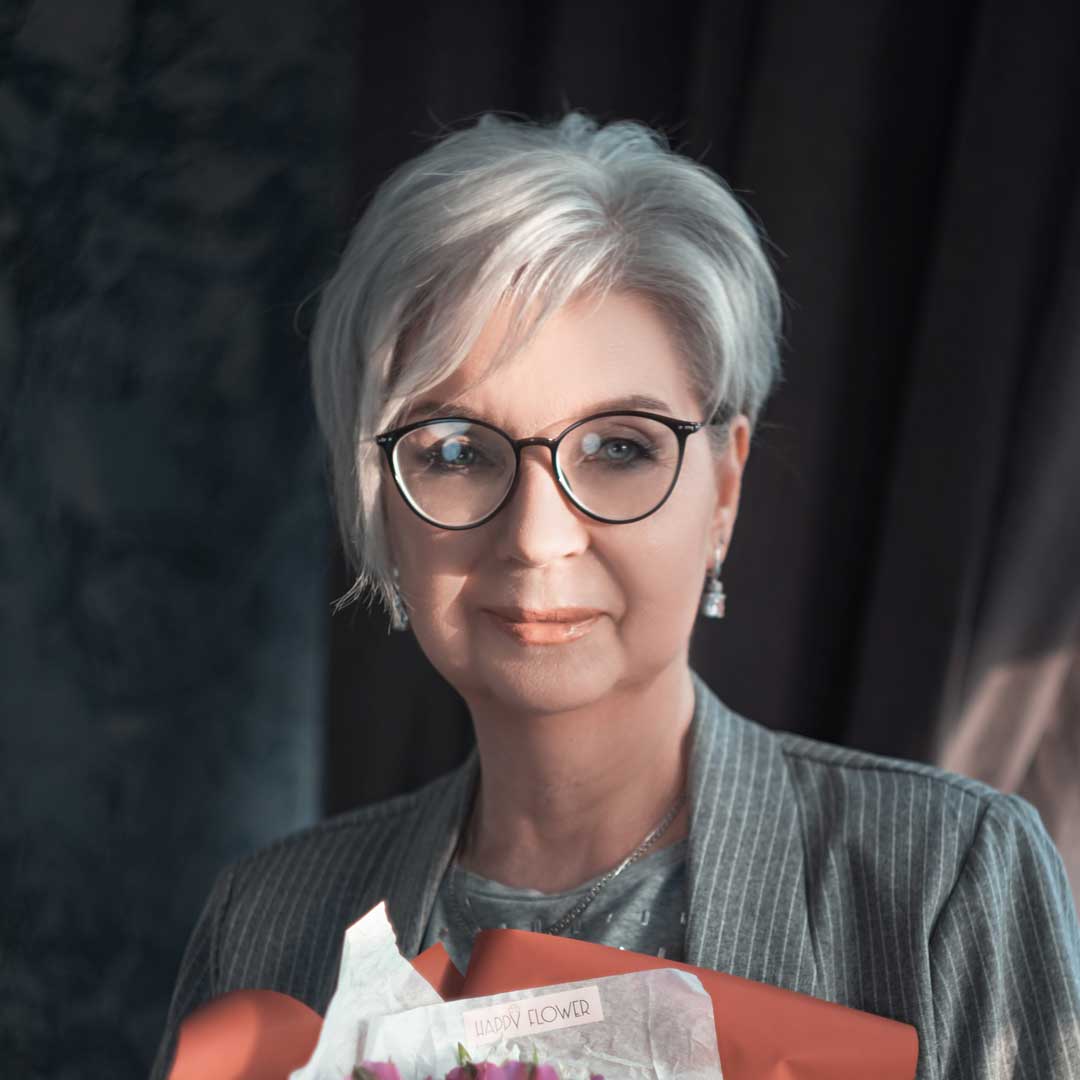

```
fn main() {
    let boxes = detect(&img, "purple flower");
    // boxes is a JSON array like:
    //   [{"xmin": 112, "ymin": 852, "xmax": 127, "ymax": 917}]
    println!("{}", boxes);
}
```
[
  {"xmin": 499, "ymin": 1064, "xmax": 533, "ymax": 1080},
  {"xmin": 353, "ymin": 1044, "xmax": 605, "ymax": 1080},
  {"xmin": 353, "ymin": 1062, "xmax": 404, "ymax": 1080}
]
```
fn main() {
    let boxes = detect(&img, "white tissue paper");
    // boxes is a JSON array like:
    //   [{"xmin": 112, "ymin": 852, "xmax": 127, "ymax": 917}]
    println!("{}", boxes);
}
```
[
  {"xmin": 291, "ymin": 901, "xmax": 724, "ymax": 1080},
  {"xmin": 289, "ymin": 902, "xmax": 443, "ymax": 1080}
]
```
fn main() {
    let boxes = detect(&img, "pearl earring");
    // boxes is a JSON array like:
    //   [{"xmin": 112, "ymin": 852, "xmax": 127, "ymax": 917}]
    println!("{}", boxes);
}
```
[
  {"xmin": 390, "ymin": 567, "xmax": 409, "ymax": 632},
  {"xmin": 699, "ymin": 542, "xmax": 726, "ymax": 619}
]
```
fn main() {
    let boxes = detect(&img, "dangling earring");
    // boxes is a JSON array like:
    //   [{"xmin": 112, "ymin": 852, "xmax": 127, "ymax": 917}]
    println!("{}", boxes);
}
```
[
  {"xmin": 699, "ymin": 542, "xmax": 726, "ymax": 619},
  {"xmin": 389, "ymin": 567, "xmax": 410, "ymax": 632}
]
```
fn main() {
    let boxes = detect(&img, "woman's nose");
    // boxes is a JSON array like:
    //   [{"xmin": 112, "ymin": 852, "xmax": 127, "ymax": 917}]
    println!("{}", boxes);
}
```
[{"xmin": 491, "ymin": 447, "xmax": 591, "ymax": 566}]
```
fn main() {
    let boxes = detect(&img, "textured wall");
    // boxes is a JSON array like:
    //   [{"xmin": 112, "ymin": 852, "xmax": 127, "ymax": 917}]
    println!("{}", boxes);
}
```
[{"xmin": 1, "ymin": 2, "xmax": 350, "ymax": 1075}]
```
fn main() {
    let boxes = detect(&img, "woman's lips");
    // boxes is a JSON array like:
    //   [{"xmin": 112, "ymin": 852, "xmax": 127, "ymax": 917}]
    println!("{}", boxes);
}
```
[{"xmin": 483, "ymin": 607, "xmax": 603, "ymax": 646}]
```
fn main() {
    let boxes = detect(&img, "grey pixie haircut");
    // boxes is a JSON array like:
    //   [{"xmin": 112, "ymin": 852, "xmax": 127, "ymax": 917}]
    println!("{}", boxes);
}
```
[{"xmin": 309, "ymin": 110, "xmax": 783, "ymax": 616}]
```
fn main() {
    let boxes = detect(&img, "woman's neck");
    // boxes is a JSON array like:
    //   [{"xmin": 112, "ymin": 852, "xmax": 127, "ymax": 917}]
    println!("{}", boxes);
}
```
[{"xmin": 457, "ymin": 661, "xmax": 695, "ymax": 893}]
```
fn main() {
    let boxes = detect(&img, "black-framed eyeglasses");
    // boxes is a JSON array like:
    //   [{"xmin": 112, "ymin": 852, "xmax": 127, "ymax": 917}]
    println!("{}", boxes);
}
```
[{"xmin": 374, "ymin": 409, "xmax": 718, "ymax": 530}]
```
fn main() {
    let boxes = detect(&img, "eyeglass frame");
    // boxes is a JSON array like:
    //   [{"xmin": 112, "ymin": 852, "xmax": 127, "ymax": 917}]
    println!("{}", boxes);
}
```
[{"xmin": 374, "ymin": 406, "xmax": 732, "ymax": 531}]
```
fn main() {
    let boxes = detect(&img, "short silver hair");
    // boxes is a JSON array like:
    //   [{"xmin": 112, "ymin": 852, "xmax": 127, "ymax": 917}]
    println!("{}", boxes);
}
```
[{"xmin": 309, "ymin": 110, "xmax": 784, "ymax": 616}]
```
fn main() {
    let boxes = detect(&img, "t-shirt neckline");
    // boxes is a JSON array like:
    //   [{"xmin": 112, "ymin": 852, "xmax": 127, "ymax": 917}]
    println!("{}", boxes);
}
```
[{"xmin": 454, "ymin": 836, "xmax": 688, "ymax": 903}]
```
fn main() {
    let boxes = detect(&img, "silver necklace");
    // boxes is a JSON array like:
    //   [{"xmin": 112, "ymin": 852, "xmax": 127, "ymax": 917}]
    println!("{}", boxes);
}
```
[{"xmin": 447, "ymin": 787, "xmax": 687, "ymax": 939}]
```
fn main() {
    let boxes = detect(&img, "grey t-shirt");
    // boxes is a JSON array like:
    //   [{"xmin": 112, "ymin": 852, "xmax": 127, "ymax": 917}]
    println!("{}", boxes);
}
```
[{"xmin": 420, "ymin": 838, "xmax": 688, "ymax": 974}]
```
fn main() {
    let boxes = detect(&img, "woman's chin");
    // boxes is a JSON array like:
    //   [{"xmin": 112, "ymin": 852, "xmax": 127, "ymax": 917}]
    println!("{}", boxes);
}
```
[
  {"xmin": 475, "ymin": 663, "xmax": 617, "ymax": 715},
  {"xmin": 464, "ymin": 629, "xmax": 621, "ymax": 713}
]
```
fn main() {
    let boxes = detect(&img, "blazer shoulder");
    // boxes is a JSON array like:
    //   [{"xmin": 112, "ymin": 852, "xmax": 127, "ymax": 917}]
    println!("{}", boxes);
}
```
[
  {"xmin": 767, "ymin": 728, "xmax": 1054, "ymax": 905},
  {"xmin": 775, "ymin": 727, "xmax": 1002, "ymax": 809},
  {"xmin": 692, "ymin": 684, "xmax": 1003, "ymax": 850}
]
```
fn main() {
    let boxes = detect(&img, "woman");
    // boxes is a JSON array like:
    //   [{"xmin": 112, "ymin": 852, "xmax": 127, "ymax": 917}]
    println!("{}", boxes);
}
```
[{"xmin": 152, "ymin": 112, "xmax": 1080, "ymax": 1080}]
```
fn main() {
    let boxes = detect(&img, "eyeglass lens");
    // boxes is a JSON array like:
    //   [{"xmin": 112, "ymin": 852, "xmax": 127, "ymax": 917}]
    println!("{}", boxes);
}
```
[{"xmin": 390, "ymin": 415, "xmax": 683, "ymax": 527}]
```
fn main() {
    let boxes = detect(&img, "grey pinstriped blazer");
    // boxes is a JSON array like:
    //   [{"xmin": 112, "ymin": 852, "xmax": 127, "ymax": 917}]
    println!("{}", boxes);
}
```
[{"xmin": 151, "ymin": 670, "xmax": 1080, "ymax": 1079}]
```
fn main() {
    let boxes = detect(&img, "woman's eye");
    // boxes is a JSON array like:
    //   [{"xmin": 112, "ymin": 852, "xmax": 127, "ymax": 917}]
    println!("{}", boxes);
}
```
[
  {"xmin": 601, "ymin": 439, "xmax": 639, "ymax": 462},
  {"xmin": 425, "ymin": 440, "xmax": 482, "ymax": 468},
  {"xmin": 580, "ymin": 433, "xmax": 652, "ymax": 465}
]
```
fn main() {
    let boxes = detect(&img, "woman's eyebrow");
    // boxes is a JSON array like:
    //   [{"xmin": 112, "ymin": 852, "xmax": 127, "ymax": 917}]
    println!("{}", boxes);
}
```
[{"xmin": 406, "ymin": 393, "xmax": 675, "ymax": 423}]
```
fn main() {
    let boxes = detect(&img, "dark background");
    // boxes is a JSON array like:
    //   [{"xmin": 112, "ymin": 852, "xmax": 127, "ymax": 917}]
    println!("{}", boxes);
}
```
[{"xmin": 3, "ymin": 1, "xmax": 1078, "ymax": 1077}]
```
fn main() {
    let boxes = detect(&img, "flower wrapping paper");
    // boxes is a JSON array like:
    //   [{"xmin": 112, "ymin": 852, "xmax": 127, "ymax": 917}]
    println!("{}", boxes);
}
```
[{"xmin": 292, "ymin": 903, "xmax": 724, "ymax": 1080}]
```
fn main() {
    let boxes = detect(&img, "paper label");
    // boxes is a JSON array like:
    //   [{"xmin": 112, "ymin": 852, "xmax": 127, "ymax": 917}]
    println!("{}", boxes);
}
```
[{"xmin": 462, "ymin": 985, "xmax": 604, "ymax": 1046}]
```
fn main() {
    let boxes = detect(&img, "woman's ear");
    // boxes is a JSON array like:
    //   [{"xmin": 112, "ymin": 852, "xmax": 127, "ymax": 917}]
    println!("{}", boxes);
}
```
[{"xmin": 710, "ymin": 413, "xmax": 751, "ymax": 546}]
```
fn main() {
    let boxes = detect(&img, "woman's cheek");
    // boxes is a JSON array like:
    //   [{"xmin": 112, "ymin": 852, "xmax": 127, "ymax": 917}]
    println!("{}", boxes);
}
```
[
  {"xmin": 617, "ymin": 565, "xmax": 692, "ymax": 643},
  {"xmin": 623, "ymin": 540, "xmax": 704, "ymax": 642}
]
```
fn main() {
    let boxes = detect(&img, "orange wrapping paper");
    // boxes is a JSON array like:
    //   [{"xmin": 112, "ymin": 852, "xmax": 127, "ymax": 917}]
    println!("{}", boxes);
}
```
[{"xmin": 169, "ymin": 929, "xmax": 918, "ymax": 1079}]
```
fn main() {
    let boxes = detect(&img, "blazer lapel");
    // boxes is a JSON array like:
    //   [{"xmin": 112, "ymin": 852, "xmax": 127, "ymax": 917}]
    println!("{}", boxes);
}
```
[
  {"xmin": 685, "ymin": 670, "xmax": 819, "ymax": 995},
  {"xmin": 381, "ymin": 745, "xmax": 481, "ymax": 959}
]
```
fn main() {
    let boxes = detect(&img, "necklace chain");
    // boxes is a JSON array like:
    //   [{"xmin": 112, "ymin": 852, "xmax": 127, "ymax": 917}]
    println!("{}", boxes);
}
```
[{"xmin": 447, "ymin": 788, "xmax": 687, "ymax": 939}]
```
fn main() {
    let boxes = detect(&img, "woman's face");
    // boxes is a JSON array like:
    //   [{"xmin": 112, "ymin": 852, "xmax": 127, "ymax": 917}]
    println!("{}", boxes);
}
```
[{"xmin": 383, "ymin": 289, "xmax": 750, "ymax": 715}]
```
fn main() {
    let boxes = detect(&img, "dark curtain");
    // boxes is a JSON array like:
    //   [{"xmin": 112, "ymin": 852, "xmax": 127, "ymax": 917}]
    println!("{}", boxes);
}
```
[
  {"xmin": 4, "ymin": 2, "xmax": 1078, "ymax": 1079},
  {"xmin": 327, "ymin": 0, "xmax": 1080, "ymax": 919}
]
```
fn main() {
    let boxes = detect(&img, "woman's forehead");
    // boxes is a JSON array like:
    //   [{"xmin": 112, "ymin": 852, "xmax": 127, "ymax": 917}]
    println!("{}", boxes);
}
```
[
  {"xmin": 406, "ymin": 392, "xmax": 685, "ymax": 434},
  {"xmin": 402, "ymin": 291, "xmax": 700, "ymax": 430}
]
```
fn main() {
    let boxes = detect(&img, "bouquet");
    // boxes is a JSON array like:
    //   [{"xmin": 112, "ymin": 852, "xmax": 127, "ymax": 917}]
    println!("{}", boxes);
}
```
[{"xmin": 167, "ymin": 902, "xmax": 918, "ymax": 1080}]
